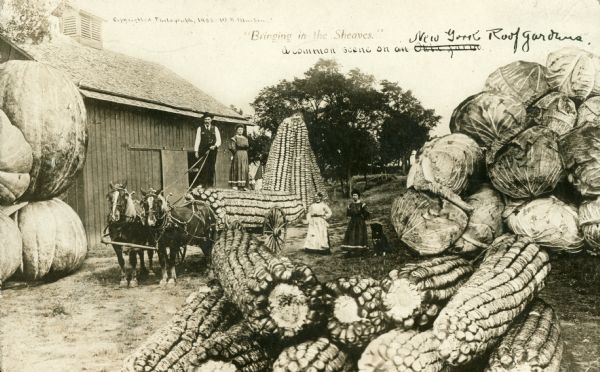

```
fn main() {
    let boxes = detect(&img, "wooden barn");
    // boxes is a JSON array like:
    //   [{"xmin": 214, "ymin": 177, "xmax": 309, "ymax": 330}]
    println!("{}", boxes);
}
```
[{"xmin": 0, "ymin": 6, "xmax": 248, "ymax": 248}]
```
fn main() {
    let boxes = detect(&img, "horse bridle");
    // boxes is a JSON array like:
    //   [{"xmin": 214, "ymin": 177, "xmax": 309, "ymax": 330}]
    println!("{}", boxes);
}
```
[{"xmin": 107, "ymin": 187, "xmax": 137, "ymax": 224}]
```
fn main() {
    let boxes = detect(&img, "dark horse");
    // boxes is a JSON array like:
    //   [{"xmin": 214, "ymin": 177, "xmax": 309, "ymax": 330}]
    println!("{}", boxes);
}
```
[
  {"xmin": 106, "ymin": 182, "xmax": 155, "ymax": 287},
  {"xmin": 140, "ymin": 189, "xmax": 216, "ymax": 285}
]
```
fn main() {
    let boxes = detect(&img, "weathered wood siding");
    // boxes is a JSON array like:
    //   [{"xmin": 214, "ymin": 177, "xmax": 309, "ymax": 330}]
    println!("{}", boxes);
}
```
[{"xmin": 64, "ymin": 99, "xmax": 236, "ymax": 248}]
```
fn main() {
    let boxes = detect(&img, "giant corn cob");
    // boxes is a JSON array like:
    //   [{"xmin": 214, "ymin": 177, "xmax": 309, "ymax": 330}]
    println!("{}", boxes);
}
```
[
  {"xmin": 485, "ymin": 299, "xmax": 563, "ymax": 372},
  {"xmin": 262, "ymin": 113, "xmax": 326, "ymax": 209},
  {"xmin": 433, "ymin": 234, "xmax": 551, "ymax": 367},
  {"xmin": 381, "ymin": 256, "xmax": 473, "ymax": 330},
  {"xmin": 185, "ymin": 323, "xmax": 271, "ymax": 372},
  {"xmin": 272, "ymin": 338, "xmax": 353, "ymax": 372},
  {"xmin": 211, "ymin": 226, "xmax": 324, "ymax": 341},
  {"xmin": 190, "ymin": 187, "xmax": 304, "ymax": 228},
  {"xmin": 122, "ymin": 283, "xmax": 238, "ymax": 372},
  {"xmin": 358, "ymin": 329, "xmax": 445, "ymax": 372},
  {"xmin": 324, "ymin": 276, "xmax": 390, "ymax": 349}
]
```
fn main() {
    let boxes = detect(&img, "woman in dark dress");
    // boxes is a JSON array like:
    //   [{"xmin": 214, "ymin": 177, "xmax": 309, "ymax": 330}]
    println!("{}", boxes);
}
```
[
  {"xmin": 229, "ymin": 125, "xmax": 249, "ymax": 190},
  {"xmin": 341, "ymin": 190, "xmax": 370, "ymax": 251}
]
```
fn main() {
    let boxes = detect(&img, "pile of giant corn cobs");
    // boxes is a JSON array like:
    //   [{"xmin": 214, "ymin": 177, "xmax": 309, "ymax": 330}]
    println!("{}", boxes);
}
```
[
  {"xmin": 121, "ymin": 48, "xmax": 599, "ymax": 371},
  {"xmin": 123, "ymin": 228, "xmax": 561, "ymax": 371}
]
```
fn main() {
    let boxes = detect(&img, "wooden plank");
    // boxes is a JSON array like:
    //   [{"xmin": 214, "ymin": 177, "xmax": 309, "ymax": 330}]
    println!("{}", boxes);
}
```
[
  {"xmin": 83, "ymin": 102, "xmax": 94, "ymax": 248},
  {"xmin": 97, "ymin": 104, "xmax": 108, "ymax": 245},
  {"xmin": 161, "ymin": 150, "xmax": 189, "ymax": 201},
  {"xmin": 90, "ymin": 103, "xmax": 102, "ymax": 248}
]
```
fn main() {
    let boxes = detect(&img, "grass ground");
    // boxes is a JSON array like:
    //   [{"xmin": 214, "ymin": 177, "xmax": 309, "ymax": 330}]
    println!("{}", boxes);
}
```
[{"xmin": 1, "ymin": 177, "xmax": 598, "ymax": 371}]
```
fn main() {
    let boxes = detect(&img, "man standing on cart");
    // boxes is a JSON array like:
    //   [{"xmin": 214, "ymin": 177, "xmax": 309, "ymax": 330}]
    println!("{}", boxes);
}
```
[{"xmin": 193, "ymin": 113, "xmax": 221, "ymax": 188}]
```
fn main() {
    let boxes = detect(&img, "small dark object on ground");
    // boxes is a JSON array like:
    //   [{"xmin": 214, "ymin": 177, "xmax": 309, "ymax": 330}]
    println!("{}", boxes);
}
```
[{"xmin": 371, "ymin": 223, "xmax": 392, "ymax": 256}]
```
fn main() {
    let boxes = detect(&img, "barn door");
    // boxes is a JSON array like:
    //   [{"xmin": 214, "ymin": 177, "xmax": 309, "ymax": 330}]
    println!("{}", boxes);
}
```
[
  {"xmin": 127, "ymin": 149, "xmax": 162, "ymax": 193},
  {"xmin": 161, "ymin": 150, "xmax": 190, "ymax": 201}
]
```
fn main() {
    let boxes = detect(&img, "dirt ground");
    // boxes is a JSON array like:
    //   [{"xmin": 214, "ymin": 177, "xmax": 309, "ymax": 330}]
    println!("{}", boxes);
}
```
[{"xmin": 1, "ymin": 179, "xmax": 599, "ymax": 371}]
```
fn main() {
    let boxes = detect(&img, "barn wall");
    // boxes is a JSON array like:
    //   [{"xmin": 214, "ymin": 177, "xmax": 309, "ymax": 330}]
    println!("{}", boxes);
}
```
[{"xmin": 65, "ymin": 99, "xmax": 238, "ymax": 249}]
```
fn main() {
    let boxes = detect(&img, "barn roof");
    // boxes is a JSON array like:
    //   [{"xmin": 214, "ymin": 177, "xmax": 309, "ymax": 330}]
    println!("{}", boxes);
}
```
[{"xmin": 14, "ymin": 37, "xmax": 246, "ymax": 123}]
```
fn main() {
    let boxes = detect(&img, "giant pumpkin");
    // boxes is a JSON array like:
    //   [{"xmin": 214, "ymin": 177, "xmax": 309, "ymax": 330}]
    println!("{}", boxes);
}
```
[
  {"xmin": 0, "ymin": 211, "xmax": 23, "ymax": 286},
  {"xmin": 0, "ymin": 61, "xmax": 87, "ymax": 200},
  {"xmin": 14, "ymin": 198, "xmax": 87, "ymax": 281},
  {"xmin": 0, "ymin": 109, "xmax": 32, "ymax": 204}
]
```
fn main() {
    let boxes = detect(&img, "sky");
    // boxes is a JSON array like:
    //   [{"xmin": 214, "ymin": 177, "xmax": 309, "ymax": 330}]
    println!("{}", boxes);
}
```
[{"xmin": 66, "ymin": 0, "xmax": 600, "ymax": 135}]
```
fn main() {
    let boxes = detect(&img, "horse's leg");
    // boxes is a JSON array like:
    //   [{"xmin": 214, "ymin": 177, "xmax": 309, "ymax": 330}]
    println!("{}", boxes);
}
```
[
  {"xmin": 167, "ymin": 246, "xmax": 178, "ymax": 285},
  {"xmin": 147, "ymin": 249, "xmax": 155, "ymax": 276},
  {"xmin": 158, "ymin": 244, "xmax": 168, "ymax": 286},
  {"xmin": 129, "ymin": 250, "xmax": 138, "ymax": 287},
  {"xmin": 113, "ymin": 245, "xmax": 128, "ymax": 287},
  {"xmin": 137, "ymin": 249, "xmax": 148, "ymax": 278}
]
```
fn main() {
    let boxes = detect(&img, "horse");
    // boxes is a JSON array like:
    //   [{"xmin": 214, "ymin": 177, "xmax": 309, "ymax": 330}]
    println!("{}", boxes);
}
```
[
  {"xmin": 105, "ymin": 182, "xmax": 155, "ymax": 287},
  {"xmin": 140, "ymin": 189, "xmax": 216, "ymax": 285}
]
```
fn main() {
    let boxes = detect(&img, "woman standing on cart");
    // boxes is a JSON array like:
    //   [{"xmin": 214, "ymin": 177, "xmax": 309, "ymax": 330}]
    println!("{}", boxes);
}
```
[
  {"xmin": 228, "ymin": 124, "xmax": 249, "ymax": 190},
  {"xmin": 341, "ymin": 190, "xmax": 370, "ymax": 252},
  {"xmin": 303, "ymin": 192, "xmax": 332, "ymax": 254}
]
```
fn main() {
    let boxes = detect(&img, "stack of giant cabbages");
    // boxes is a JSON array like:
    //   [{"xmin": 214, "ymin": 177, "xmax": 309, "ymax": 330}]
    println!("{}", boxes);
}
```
[{"xmin": 394, "ymin": 47, "xmax": 600, "ymax": 258}]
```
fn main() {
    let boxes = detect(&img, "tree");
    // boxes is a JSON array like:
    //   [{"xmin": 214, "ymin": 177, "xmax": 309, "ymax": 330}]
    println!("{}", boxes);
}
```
[
  {"xmin": 248, "ymin": 130, "xmax": 271, "ymax": 165},
  {"xmin": 251, "ymin": 59, "xmax": 440, "ymax": 197},
  {"xmin": 0, "ymin": 0, "xmax": 56, "ymax": 44},
  {"xmin": 378, "ymin": 81, "xmax": 441, "ymax": 173},
  {"xmin": 379, "ymin": 113, "xmax": 429, "ymax": 172}
]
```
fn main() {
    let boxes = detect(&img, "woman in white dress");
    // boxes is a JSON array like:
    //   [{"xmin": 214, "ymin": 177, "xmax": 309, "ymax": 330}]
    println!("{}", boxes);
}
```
[{"xmin": 303, "ymin": 192, "xmax": 333, "ymax": 254}]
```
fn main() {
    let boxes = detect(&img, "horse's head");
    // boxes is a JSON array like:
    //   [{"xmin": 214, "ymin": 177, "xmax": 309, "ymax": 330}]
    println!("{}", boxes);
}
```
[
  {"xmin": 106, "ymin": 182, "xmax": 137, "ymax": 223},
  {"xmin": 141, "ymin": 188, "xmax": 169, "ymax": 227}
]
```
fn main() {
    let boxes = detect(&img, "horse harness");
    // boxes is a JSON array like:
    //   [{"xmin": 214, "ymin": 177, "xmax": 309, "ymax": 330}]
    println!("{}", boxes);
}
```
[{"xmin": 154, "ymin": 200, "xmax": 217, "ymax": 245}]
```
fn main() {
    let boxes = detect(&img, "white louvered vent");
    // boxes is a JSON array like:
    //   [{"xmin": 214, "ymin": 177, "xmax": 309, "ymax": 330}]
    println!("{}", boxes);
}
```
[
  {"xmin": 62, "ymin": 15, "xmax": 76, "ymax": 36},
  {"xmin": 80, "ymin": 14, "xmax": 91, "ymax": 39},
  {"xmin": 91, "ymin": 19, "xmax": 101, "ymax": 42}
]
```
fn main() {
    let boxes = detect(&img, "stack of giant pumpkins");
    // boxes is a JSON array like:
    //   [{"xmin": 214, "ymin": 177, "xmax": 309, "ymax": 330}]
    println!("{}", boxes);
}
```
[{"xmin": 0, "ymin": 60, "xmax": 88, "ymax": 289}]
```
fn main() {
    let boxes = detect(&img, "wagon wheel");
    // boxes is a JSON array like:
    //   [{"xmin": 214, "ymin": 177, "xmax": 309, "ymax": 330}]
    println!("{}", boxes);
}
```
[{"xmin": 263, "ymin": 207, "xmax": 287, "ymax": 254}]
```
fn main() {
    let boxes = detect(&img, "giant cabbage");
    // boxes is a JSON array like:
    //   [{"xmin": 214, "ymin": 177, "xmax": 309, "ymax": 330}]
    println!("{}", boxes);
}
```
[
  {"xmin": 488, "ymin": 126, "xmax": 563, "ymax": 199},
  {"xmin": 506, "ymin": 196, "xmax": 584, "ymax": 253},
  {"xmin": 391, "ymin": 189, "xmax": 468, "ymax": 256},
  {"xmin": 449, "ymin": 92, "xmax": 528, "ymax": 151},
  {"xmin": 407, "ymin": 133, "xmax": 483, "ymax": 209},
  {"xmin": 577, "ymin": 96, "xmax": 600, "ymax": 127},
  {"xmin": 452, "ymin": 184, "xmax": 504, "ymax": 255},
  {"xmin": 529, "ymin": 92, "xmax": 577, "ymax": 135},
  {"xmin": 560, "ymin": 122, "xmax": 600, "ymax": 196},
  {"xmin": 579, "ymin": 197, "xmax": 600, "ymax": 255},
  {"xmin": 484, "ymin": 61, "xmax": 549, "ymax": 106},
  {"xmin": 546, "ymin": 47, "xmax": 597, "ymax": 101}
]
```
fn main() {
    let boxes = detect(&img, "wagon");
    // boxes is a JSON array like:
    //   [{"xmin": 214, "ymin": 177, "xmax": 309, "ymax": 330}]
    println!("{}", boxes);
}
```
[{"xmin": 190, "ymin": 187, "xmax": 306, "ymax": 253}]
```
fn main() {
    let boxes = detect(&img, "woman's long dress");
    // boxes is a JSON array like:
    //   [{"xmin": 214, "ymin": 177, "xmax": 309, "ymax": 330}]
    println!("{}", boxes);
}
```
[
  {"xmin": 341, "ymin": 201, "xmax": 370, "ymax": 251},
  {"xmin": 303, "ymin": 202, "xmax": 332, "ymax": 252},
  {"xmin": 229, "ymin": 135, "xmax": 249, "ymax": 188}
]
